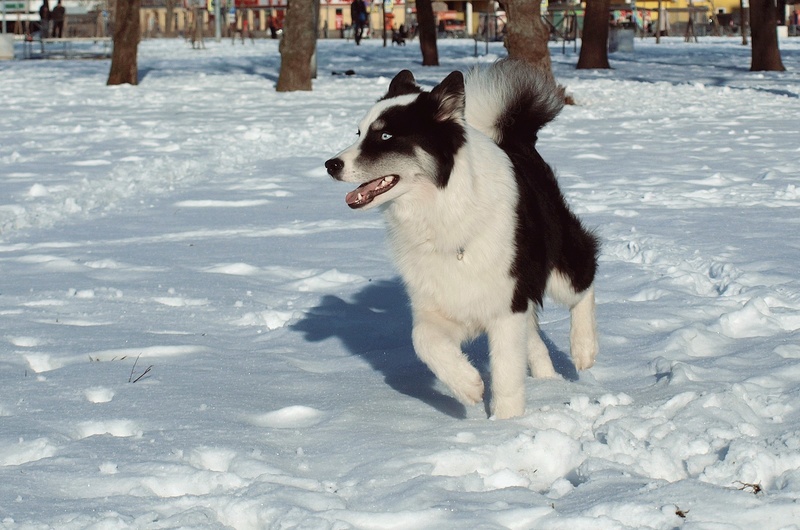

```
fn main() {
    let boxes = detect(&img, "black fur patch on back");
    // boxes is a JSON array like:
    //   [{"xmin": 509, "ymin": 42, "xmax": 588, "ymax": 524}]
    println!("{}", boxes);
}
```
[
  {"xmin": 358, "ymin": 93, "xmax": 466, "ymax": 188},
  {"xmin": 503, "ymin": 140, "xmax": 599, "ymax": 313}
]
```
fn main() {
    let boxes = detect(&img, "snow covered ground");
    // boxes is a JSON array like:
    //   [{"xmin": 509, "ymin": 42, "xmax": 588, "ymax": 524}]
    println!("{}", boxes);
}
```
[{"xmin": 1, "ymin": 36, "xmax": 799, "ymax": 529}]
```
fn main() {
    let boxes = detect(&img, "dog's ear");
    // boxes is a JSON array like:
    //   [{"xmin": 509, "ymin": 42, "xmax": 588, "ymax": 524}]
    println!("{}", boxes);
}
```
[
  {"xmin": 383, "ymin": 70, "xmax": 420, "ymax": 100},
  {"xmin": 430, "ymin": 71, "xmax": 465, "ymax": 122}
]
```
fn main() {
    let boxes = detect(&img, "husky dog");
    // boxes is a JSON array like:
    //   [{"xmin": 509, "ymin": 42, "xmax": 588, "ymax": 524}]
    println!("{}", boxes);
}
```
[{"xmin": 325, "ymin": 60, "xmax": 599, "ymax": 419}]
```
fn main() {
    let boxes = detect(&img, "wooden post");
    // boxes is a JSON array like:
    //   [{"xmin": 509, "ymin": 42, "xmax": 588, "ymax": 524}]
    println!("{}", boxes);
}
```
[
  {"xmin": 740, "ymin": 0, "xmax": 747, "ymax": 45},
  {"xmin": 656, "ymin": 0, "xmax": 661, "ymax": 43}
]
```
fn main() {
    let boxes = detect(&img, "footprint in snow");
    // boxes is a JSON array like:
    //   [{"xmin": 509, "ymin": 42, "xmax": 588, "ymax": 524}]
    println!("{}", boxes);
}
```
[
  {"xmin": 187, "ymin": 446, "xmax": 238, "ymax": 473},
  {"xmin": 247, "ymin": 406, "xmax": 325, "ymax": 429},
  {"xmin": 0, "ymin": 438, "xmax": 58, "ymax": 466},
  {"xmin": 74, "ymin": 419, "xmax": 142, "ymax": 439},
  {"xmin": 84, "ymin": 387, "xmax": 115, "ymax": 404}
]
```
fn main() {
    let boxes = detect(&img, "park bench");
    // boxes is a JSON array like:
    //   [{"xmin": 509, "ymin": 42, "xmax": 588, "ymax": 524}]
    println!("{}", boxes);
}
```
[{"xmin": 22, "ymin": 36, "xmax": 112, "ymax": 59}]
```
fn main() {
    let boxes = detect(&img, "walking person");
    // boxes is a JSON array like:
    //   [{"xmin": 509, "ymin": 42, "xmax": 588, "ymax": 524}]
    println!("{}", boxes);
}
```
[
  {"xmin": 191, "ymin": 7, "xmax": 205, "ymax": 49},
  {"xmin": 51, "ymin": 0, "xmax": 65, "ymax": 38},
  {"xmin": 38, "ymin": 0, "xmax": 50, "ymax": 39},
  {"xmin": 268, "ymin": 15, "xmax": 278, "ymax": 38},
  {"xmin": 350, "ymin": 0, "xmax": 367, "ymax": 45},
  {"xmin": 230, "ymin": 10, "xmax": 239, "ymax": 44}
]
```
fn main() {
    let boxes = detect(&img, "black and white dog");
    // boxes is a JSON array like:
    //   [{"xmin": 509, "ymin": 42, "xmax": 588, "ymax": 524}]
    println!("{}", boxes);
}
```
[{"xmin": 325, "ymin": 60, "xmax": 599, "ymax": 419}]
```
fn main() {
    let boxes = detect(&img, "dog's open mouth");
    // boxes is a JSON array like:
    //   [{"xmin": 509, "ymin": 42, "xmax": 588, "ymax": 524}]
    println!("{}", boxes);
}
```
[{"xmin": 345, "ymin": 175, "xmax": 399, "ymax": 209}]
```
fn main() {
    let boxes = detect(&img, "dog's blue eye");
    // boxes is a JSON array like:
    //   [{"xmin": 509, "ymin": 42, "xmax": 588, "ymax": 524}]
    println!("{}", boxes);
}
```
[{"xmin": 381, "ymin": 132, "xmax": 393, "ymax": 141}]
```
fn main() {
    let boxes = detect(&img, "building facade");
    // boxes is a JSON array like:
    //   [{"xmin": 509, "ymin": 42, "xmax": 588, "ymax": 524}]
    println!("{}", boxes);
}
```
[{"xmin": 2, "ymin": 0, "xmax": 793, "ymax": 39}]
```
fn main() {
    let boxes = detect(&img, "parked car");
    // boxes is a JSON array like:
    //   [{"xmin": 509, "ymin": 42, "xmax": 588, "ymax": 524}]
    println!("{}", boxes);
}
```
[{"xmin": 438, "ymin": 19, "xmax": 466, "ymax": 38}]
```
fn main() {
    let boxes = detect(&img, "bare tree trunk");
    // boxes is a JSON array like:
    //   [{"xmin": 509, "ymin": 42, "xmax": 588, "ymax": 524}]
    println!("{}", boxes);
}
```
[
  {"xmin": 165, "ymin": 0, "xmax": 175, "ymax": 37},
  {"xmin": 577, "ymin": 0, "xmax": 611, "ymax": 69},
  {"xmin": 107, "ymin": 0, "xmax": 141, "ymax": 86},
  {"xmin": 503, "ymin": 0, "xmax": 553, "ymax": 74},
  {"xmin": 277, "ymin": 0, "xmax": 318, "ymax": 91},
  {"xmin": 749, "ymin": 0, "xmax": 785, "ymax": 71},
  {"xmin": 415, "ymin": 0, "xmax": 438, "ymax": 66}
]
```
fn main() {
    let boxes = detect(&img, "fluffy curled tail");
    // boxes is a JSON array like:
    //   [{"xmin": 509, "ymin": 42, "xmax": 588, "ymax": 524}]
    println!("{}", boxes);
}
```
[{"xmin": 464, "ymin": 59, "xmax": 564, "ymax": 148}]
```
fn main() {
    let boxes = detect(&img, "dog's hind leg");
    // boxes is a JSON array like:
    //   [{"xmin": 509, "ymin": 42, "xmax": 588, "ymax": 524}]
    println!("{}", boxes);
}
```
[
  {"xmin": 488, "ymin": 312, "xmax": 529, "ymax": 419},
  {"xmin": 412, "ymin": 311, "xmax": 484, "ymax": 406},
  {"xmin": 569, "ymin": 285, "xmax": 598, "ymax": 371},
  {"xmin": 528, "ymin": 311, "xmax": 557, "ymax": 378},
  {"xmin": 546, "ymin": 271, "xmax": 599, "ymax": 371}
]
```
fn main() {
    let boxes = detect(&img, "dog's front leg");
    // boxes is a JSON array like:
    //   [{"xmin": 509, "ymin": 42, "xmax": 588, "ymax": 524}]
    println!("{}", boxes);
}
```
[
  {"xmin": 528, "ymin": 310, "xmax": 557, "ymax": 378},
  {"xmin": 488, "ymin": 312, "xmax": 529, "ymax": 419},
  {"xmin": 412, "ymin": 311, "xmax": 484, "ymax": 406}
]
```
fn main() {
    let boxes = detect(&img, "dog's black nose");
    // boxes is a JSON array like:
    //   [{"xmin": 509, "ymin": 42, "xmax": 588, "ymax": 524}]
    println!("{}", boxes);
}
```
[{"xmin": 325, "ymin": 158, "xmax": 344, "ymax": 178}]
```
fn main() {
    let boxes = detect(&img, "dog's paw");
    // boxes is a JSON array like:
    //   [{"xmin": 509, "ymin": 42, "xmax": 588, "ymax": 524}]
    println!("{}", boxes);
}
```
[
  {"xmin": 573, "ymin": 357, "xmax": 595, "ymax": 371},
  {"xmin": 529, "ymin": 359, "xmax": 557, "ymax": 379},
  {"xmin": 571, "ymin": 339, "xmax": 598, "ymax": 371},
  {"xmin": 528, "ymin": 332, "xmax": 557, "ymax": 378},
  {"xmin": 492, "ymin": 393, "xmax": 525, "ymax": 419},
  {"xmin": 449, "ymin": 368, "xmax": 485, "ymax": 406}
]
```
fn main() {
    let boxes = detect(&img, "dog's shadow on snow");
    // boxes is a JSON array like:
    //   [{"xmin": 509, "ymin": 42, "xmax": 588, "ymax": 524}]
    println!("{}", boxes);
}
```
[
  {"xmin": 291, "ymin": 278, "xmax": 576, "ymax": 419},
  {"xmin": 291, "ymin": 279, "xmax": 467, "ymax": 418}
]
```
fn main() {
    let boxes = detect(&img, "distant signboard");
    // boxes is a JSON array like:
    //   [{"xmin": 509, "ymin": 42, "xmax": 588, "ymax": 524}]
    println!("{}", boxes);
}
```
[
  {"xmin": 235, "ymin": 0, "xmax": 288, "ymax": 7},
  {"xmin": 1, "ymin": 1, "xmax": 27, "ymax": 12},
  {"xmin": 0, "ymin": 0, "xmax": 91, "ymax": 14},
  {"xmin": 179, "ymin": 0, "xmax": 289, "ymax": 8}
]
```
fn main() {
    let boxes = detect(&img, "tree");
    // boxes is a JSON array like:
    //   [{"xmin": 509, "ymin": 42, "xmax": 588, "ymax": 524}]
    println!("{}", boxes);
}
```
[
  {"xmin": 107, "ymin": 0, "xmax": 141, "ymax": 86},
  {"xmin": 165, "ymin": 0, "xmax": 176, "ymax": 37},
  {"xmin": 577, "ymin": 0, "xmax": 611, "ymax": 69},
  {"xmin": 502, "ymin": 0, "xmax": 553, "ymax": 74},
  {"xmin": 749, "ymin": 0, "xmax": 785, "ymax": 71},
  {"xmin": 415, "ymin": 0, "xmax": 438, "ymax": 66},
  {"xmin": 276, "ymin": 0, "xmax": 318, "ymax": 91}
]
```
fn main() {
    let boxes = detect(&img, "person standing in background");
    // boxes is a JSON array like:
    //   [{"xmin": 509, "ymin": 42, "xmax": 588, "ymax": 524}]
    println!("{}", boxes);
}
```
[
  {"xmin": 38, "ymin": 1, "xmax": 50, "ymax": 38},
  {"xmin": 51, "ymin": 0, "xmax": 65, "ymax": 38}
]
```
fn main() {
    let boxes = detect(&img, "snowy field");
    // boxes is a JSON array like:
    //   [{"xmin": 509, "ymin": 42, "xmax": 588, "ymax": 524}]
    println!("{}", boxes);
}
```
[{"xmin": 1, "ymin": 36, "xmax": 799, "ymax": 529}]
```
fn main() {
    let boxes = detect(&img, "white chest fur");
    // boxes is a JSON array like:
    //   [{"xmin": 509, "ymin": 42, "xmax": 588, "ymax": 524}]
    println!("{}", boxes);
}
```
[{"xmin": 383, "ymin": 130, "xmax": 520, "ymax": 330}]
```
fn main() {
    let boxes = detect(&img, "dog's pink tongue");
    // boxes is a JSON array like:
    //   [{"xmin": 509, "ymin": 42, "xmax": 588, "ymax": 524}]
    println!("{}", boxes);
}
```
[{"xmin": 345, "ymin": 180, "xmax": 379, "ymax": 209}]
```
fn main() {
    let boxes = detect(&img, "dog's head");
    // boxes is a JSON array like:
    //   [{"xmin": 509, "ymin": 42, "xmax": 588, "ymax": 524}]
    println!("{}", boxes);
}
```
[{"xmin": 325, "ymin": 69, "xmax": 467, "ymax": 210}]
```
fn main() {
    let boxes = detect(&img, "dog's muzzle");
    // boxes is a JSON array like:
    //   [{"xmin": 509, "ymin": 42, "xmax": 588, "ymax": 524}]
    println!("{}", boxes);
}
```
[{"xmin": 325, "ymin": 158, "xmax": 344, "ymax": 180}]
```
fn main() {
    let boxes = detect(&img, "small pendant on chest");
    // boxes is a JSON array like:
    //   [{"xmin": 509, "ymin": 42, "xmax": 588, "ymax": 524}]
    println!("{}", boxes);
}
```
[{"xmin": 457, "ymin": 247, "xmax": 465, "ymax": 261}]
